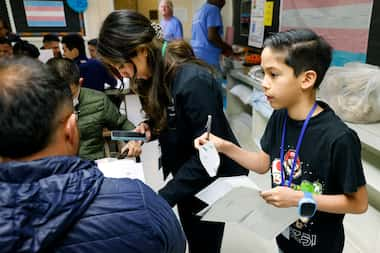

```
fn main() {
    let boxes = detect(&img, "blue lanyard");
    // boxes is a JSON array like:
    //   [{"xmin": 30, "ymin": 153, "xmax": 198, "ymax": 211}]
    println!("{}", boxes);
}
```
[{"xmin": 280, "ymin": 103, "xmax": 318, "ymax": 187}]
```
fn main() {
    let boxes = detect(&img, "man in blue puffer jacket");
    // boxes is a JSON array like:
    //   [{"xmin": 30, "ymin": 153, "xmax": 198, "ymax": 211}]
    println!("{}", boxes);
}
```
[{"xmin": 0, "ymin": 56, "xmax": 186, "ymax": 253}]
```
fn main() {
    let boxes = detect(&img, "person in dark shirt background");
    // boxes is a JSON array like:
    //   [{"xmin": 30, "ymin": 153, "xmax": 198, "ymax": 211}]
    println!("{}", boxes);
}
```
[
  {"xmin": 97, "ymin": 10, "xmax": 247, "ymax": 253},
  {"xmin": 62, "ymin": 34, "xmax": 117, "ymax": 92},
  {"xmin": 41, "ymin": 34, "xmax": 62, "ymax": 58},
  {"xmin": 87, "ymin": 38, "xmax": 98, "ymax": 59}
]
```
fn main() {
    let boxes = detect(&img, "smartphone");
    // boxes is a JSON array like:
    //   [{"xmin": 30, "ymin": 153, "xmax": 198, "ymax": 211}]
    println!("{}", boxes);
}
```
[{"xmin": 111, "ymin": 131, "xmax": 146, "ymax": 141}]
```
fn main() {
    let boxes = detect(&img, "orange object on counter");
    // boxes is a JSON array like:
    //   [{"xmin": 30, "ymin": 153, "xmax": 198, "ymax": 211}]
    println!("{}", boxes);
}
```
[{"xmin": 245, "ymin": 53, "xmax": 261, "ymax": 65}]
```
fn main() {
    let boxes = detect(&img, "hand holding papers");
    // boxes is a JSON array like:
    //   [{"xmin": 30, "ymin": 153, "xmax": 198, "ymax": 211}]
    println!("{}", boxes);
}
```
[
  {"xmin": 96, "ymin": 158, "xmax": 145, "ymax": 182},
  {"xmin": 196, "ymin": 176, "xmax": 298, "ymax": 240}
]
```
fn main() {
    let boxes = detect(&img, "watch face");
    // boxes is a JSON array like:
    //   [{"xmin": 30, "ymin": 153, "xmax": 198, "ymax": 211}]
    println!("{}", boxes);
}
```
[{"xmin": 300, "ymin": 202, "xmax": 316, "ymax": 217}]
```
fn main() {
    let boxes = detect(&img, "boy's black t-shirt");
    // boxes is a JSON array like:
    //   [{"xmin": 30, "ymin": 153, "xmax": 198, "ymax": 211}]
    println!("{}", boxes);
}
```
[{"xmin": 260, "ymin": 101, "xmax": 366, "ymax": 253}]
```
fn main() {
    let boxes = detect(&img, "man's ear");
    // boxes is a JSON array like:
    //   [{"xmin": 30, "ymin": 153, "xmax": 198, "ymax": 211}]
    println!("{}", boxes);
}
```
[
  {"xmin": 79, "ymin": 77, "xmax": 84, "ymax": 86},
  {"xmin": 73, "ymin": 48, "xmax": 80, "ymax": 58},
  {"xmin": 63, "ymin": 113, "xmax": 79, "ymax": 153},
  {"xmin": 300, "ymin": 70, "xmax": 317, "ymax": 90}
]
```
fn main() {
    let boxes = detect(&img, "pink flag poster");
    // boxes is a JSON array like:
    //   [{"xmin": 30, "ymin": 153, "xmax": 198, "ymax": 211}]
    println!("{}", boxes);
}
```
[
  {"xmin": 281, "ymin": 0, "xmax": 374, "ymax": 65},
  {"xmin": 24, "ymin": 0, "xmax": 66, "ymax": 27}
]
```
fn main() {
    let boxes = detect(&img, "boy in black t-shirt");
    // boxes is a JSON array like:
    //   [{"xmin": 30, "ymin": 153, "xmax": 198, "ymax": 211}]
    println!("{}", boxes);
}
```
[{"xmin": 194, "ymin": 29, "xmax": 368, "ymax": 253}]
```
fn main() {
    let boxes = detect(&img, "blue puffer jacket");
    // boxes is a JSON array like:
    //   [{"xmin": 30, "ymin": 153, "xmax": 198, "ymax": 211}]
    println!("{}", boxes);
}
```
[{"xmin": 0, "ymin": 156, "xmax": 186, "ymax": 253}]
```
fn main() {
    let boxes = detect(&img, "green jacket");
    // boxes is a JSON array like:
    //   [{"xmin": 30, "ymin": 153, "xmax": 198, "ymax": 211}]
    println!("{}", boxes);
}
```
[{"xmin": 77, "ymin": 88, "xmax": 134, "ymax": 160}]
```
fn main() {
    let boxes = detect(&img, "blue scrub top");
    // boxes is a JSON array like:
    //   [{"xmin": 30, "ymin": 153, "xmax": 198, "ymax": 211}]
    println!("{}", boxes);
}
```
[
  {"xmin": 191, "ymin": 3, "xmax": 223, "ymax": 68},
  {"xmin": 160, "ymin": 16, "xmax": 183, "ymax": 41}
]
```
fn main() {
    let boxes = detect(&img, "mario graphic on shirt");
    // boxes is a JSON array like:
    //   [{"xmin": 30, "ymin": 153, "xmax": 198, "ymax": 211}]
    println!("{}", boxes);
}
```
[{"xmin": 271, "ymin": 149, "xmax": 302, "ymax": 186}]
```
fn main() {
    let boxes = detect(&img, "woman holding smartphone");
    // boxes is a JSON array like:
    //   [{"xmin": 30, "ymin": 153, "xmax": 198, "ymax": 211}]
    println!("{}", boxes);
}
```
[{"xmin": 97, "ymin": 10, "xmax": 247, "ymax": 253}]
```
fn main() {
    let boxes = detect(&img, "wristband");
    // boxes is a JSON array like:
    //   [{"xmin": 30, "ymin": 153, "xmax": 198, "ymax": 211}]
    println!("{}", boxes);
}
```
[{"xmin": 298, "ymin": 191, "xmax": 317, "ymax": 218}]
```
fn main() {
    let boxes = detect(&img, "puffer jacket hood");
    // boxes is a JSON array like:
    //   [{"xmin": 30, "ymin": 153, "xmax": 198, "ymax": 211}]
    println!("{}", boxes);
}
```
[{"xmin": 0, "ymin": 156, "xmax": 104, "ymax": 253}]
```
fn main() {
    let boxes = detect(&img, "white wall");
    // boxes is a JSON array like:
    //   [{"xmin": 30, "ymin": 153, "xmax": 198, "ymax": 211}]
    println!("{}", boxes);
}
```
[{"xmin": 84, "ymin": 0, "xmax": 114, "ymax": 40}]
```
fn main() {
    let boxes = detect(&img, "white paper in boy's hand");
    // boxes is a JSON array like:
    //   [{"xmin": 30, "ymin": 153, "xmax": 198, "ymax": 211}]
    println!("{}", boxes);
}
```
[{"xmin": 199, "ymin": 141, "xmax": 220, "ymax": 177}]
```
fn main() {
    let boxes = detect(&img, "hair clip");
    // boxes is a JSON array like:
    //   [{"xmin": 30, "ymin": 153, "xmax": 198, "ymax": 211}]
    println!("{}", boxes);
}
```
[{"xmin": 151, "ymin": 22, "xmax": 163, "ymax": 40}]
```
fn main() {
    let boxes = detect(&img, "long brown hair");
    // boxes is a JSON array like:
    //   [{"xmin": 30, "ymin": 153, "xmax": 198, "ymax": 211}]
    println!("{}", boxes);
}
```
[
  {"xmin": 97, "ymin": 10, "xmax": 212, "ymax": 133},
  {"xmin": 164, "ymin": 40, "xmax": 213, "ymax": 83}
]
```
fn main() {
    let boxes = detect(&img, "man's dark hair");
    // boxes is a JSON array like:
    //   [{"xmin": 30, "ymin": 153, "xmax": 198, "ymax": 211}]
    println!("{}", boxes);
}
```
[
  {"xmin": 0, "ymin": 37, "xmax": 11, "ymax": 46},
  {"xmin": 47, "ymin": 58, "xmax": 80, "ymax": 86},
  {"xmin": 0, "ymin": 57, "xmax": 72, "ymax": 158},
  {"xmin": 87, "ymin": 38, "xmax": 98, "ymax": 46},
  {"xmin": 13, "ymin": 40, "xmax": 40, "ymax": 58},
  {"xmin": 61, "ymin": 34, "xmax": 86, "ymax": 58},
  {"xmin": 263, "ymin": 29, "xmax": 332, "ymax": 89},
  {"xmin": 43, "ymin": 34, "xmax": 60, "ymax": 43}
]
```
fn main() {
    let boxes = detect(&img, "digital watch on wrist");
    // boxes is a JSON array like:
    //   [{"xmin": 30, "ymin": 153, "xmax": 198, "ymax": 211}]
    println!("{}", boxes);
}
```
[{"xmin": 298, "ymin": 191, "xmax": 317, "ymax": 218}]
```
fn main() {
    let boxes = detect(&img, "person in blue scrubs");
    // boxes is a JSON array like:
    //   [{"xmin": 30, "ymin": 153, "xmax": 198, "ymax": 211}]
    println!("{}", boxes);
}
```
[
  {"xmin": 159, "ymin": 0, "xmax": 183, "ymax": 41},
  {"xmin": 191, "ymin": 0, "xmax": 232, "ymax": 70}
]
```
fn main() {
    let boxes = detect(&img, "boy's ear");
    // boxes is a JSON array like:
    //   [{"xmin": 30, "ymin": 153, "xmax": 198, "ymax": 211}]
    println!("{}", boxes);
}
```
[{"xmin": 300, "ymin": 70, "xmax": 317, "ymax": 90}]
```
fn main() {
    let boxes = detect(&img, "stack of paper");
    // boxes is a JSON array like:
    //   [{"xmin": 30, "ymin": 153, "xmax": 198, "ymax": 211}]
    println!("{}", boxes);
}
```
[
  {"xmin": 196, "ymin": 176, "xmax": 298, "ymax": 240},
  {"xmin": 95, "ymin": 158, "xmax": 145, "ymax": 182}
]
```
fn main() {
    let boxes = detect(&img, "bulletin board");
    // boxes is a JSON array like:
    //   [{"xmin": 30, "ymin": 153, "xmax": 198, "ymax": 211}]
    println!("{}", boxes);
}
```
[{"xmin": 8, "ymin": 0, "xmax": 85, "ymax": 36}]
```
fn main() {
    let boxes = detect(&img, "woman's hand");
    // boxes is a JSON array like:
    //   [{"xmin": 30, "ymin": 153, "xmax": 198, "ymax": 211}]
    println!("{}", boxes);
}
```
[
  {"xmin": 135, "ymin": 122, "xmax": 151, "ymax": 141},
  {"xmin": 120, "ymin": 141, "xmax": 142, "ymax": 157},
  {"xmin": 194, "ymin": 132, "xmax": 228, "ymax": 153}
]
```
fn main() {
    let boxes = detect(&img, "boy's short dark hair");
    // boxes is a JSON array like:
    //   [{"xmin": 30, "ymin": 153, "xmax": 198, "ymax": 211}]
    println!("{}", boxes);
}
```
[
  {"xmin": 87, "ymin": 38, "xmax": 98, "ymax": 46},
  {"xmin": 43, "ymin": 34, "xmax": 60, "ymax": 43},
  {"xmin": 13, "ymin": 40, "xmax": 40, "ymax": 58},
  {"xmin": 47, "ymin": 57, "xmax": 80, "ymax": 86},
  {"xmin": 264, "ymin": 29, "xmax": 332, "ymax": 89},
  {"xmin": 0, "ymin": 57, "xmax": 72, "ymax": 158},
  {"xmin": 61, "ymin": 34, "xmax": 86, "ymax": 57}
]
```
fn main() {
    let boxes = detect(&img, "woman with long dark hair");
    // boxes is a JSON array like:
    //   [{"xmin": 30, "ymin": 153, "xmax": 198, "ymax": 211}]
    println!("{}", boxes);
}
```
[{"xmin": 97, "ymin": 10, "xmax": 247, "ymax": 253}]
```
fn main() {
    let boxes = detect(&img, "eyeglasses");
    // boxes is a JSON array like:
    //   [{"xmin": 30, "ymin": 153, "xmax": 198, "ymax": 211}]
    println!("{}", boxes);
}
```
[{"xmin": 73, "ymin": 109, "xmax": 80, "ymax": 121}]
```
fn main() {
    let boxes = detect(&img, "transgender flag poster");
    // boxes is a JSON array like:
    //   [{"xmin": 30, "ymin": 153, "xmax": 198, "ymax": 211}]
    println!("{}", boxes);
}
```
[
  {"xmin": 280, "ymin": 0, "xmax": 374, "ymax": 66},
  {"xmin": 24, "ymin": 0, "xmax": 66, "ymax": 27}
]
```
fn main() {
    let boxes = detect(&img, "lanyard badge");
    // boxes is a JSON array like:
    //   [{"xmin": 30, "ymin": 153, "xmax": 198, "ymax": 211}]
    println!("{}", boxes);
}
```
[{"xmin": 280, "ymin": 103, "xmax": 318, "ymax": 187}]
